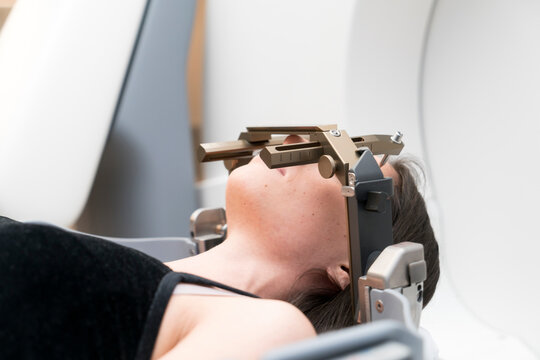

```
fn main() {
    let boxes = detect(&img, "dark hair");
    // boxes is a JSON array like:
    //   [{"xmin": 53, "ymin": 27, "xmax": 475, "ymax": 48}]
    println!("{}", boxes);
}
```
[{"xmin": 288, "ymin": 157, "xmax": 440, "ymax": 333}]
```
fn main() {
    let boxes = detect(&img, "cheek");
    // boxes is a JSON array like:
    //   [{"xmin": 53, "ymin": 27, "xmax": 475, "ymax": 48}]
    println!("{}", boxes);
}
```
[
  {"xmin": 294, "ymin": 177, "xmax": 349, "ymax": 256},
  {"xmin": 316, "ymin": 185, "xmax": 348, "ymax": 240}
]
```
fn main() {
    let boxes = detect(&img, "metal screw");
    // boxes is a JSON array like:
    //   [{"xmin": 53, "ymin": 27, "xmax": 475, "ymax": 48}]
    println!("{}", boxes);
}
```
[
  {"xmin": 348, "ymin": 172, "xmax": 356, "ymax": 186},
  {"xmin": 380, "ymin": 154, "xmax": 390, "ymax": 167},
  {"xmin": 330, "ymin": 129, "xmax": 341, "ymax": 137},
  {"xmin": 215, "ymin": 223, "xmax": 227, "ymax": 235},
  {"xmin": 376, "ymin": 300, "xmax": 384, "ymax": 313},
  {"xmin": 380, "ymin": 131, "xmax": 403, "ymax": 167},
  {"xmin": 391, "ymin": 131, "xmax": 403, "ymax": 144},
  {"xmin": 341, "ymin": 172, "xmax": 357, "ymax": 197}
]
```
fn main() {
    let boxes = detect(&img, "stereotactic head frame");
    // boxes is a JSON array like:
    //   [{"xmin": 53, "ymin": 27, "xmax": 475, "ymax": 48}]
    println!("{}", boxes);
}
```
[{"xmin": 198, "ymin": 125, "xmax": 407, "ymax": 323}]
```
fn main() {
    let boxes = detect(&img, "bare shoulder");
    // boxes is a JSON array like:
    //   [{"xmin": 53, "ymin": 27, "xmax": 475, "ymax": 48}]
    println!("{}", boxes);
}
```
[
  {"xmin": 234, "ymin": 297, "xmax": 316, "ymax": 337},
  {"xmin": 200, "ymin": 296, "xmax": 316, "ymax": 343},
  {"xmin": 158, "ymin": 295, "xmax": 316, "ymax": 360}
]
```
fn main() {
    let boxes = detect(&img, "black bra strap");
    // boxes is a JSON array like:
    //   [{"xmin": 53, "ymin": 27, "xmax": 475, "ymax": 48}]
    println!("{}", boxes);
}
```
[
  {"xmin": 135, "ymin": 272, "xmax": 257, "ymax": 360},
  {"xmin": 174, "ymin": 272, "xmax": 259, "ymax": 298}
]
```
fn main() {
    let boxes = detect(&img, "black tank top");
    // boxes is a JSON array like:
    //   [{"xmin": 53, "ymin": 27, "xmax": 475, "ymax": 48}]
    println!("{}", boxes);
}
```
[{"xmin": 0, "ymin": 216, "xmax": 256, "ymax": 360}]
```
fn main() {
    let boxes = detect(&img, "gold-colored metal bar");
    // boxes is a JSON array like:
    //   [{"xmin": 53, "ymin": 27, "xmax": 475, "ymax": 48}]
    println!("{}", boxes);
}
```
[
  {"xmin": 198, "ymin": 137, "xmax": 286, "ymax": 162},
  {"xmin": 259, "ymin": 141, "xmax": 323, "ymax": 169},
  {"xmin": 351, "ymin": 134, "xmax": 404, "ymax": 156},
  {"xmin": 198, "ymin": 128, "xmax": 404, "ymax": 177},
  {"xmin": 245, "ymin": 124, "xmax": 337, "ymax": 133},
  {"xmin": 258, "ymin": 134, "xmax": 404, "ymax": 171},
  {"xmin": 311, "ymin": 130, "xmax": 359, "ymax": 186},
  {"xmin": 240, "ymin": 125, "xmax": 337, "ymax": 143}
]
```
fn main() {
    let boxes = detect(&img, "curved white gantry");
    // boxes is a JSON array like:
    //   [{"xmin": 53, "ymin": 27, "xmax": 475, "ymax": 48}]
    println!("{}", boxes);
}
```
[{"xmin": 0, "ymin": 0, "xmax": 147, "ymax": 225}]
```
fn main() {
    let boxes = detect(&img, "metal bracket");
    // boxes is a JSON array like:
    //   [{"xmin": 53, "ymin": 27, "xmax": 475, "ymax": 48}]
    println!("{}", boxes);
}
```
[
  {"xmin": 190, "ymin": 208, "xmax": 227, "ymax": 254},
  {"xmin": 198, "ymin": 125, "xmax": 405, "ymax": 175},
  {"xmin": 370, "ymin": 289, "xmax": 417, "ymax": 330},
  {"xmin": 358, "ymin": 242, "xmax": 426, "ymax": 327}
]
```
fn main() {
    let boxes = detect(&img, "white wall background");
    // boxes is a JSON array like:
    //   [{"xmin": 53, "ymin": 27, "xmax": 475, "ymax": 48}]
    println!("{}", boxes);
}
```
[{"xmin": 200, "ymin": 0, "xmax": 356, "ymax": 206}]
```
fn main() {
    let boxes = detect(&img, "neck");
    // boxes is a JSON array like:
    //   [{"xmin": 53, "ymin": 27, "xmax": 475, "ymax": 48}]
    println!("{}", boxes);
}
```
[{"xmin": 166, "ymin": 232, "xmax": 300, "ymax": 300}]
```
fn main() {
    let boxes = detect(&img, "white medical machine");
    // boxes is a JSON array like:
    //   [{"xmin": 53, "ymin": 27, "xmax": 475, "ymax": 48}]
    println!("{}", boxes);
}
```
[{"xmin": 1, "ymin": 0, "xmax": 539, "ymax": 359}]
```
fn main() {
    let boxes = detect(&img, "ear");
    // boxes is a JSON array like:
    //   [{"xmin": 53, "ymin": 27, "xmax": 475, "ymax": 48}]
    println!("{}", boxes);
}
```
[{"xmin": 327, "ymin": 264, "xmax": 350, "ymax": 290}]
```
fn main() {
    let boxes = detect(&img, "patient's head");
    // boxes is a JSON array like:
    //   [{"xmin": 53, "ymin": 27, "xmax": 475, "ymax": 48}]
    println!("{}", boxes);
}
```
[
  {"xmin": 289, "ymin": 157, "xmax": 440, "ymax": 333},
  {"xmin": 224, "ymin": 135, "xmax": 439, "ymax": 331}
]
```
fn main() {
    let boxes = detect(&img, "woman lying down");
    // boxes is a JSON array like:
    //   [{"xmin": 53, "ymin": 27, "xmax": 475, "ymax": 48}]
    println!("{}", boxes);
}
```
[{"xmin": 0, "ymin": 135, "xmax": 440, "ymax": 359}]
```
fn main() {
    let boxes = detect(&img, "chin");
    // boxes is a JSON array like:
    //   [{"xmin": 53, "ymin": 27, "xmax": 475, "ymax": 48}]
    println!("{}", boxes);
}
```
[
  {"xmin": 226, "ymin": 165, "xmax": 267, "ymax": 216},
  {"xmin": 227, "ymin": 167, "xmax": 296, "ymax": 233}
]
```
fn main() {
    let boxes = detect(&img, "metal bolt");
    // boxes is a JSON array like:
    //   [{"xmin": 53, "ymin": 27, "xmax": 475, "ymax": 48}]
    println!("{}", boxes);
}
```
[
  {"xmin": 341, "ymin": 172, "xmax": 357, "ymax": 197},
  {"xmin": 348, "ymin": 172, "xmax": 356, "ymax": 186},
  {"xmin": 391, "ymin": 131, "xmax": 403, "ymax": 144},
  {"xmin": 318, "ymin": 155, "xmax": 336, "ymax": 178},
  {"xmin": 376, "ymin": 300, "xmax": 384, "ymax": 313},
  {"xmin": 341, "ymin": 186, "xmax": 355, "ymax": 197},
  {"xmin": 215, "ymin": 223, "xmax": 227, "ymax": 235},
  {"xmin": 379, "ymin": 154, "xmax": 390, "ymax": 167},
  {"xmin": 329, "ymin": 129, "xmax": 341, "ymax": 137}
]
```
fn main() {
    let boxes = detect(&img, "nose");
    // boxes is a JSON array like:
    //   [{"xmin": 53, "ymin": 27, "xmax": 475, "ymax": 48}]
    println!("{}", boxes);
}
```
[{"xmin": 282, "ymin": 135, "xmax": 308, "ymax": 145}]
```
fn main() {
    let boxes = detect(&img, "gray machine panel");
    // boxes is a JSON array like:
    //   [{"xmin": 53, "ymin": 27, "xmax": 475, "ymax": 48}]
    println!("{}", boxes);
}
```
[
  {"xmin": 263, "ymin": 320, "xmax": 423, "ymax": 360},
  {"xmin": 77, "ymin": 0, "xmax": 198, "ymax": 237}
]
